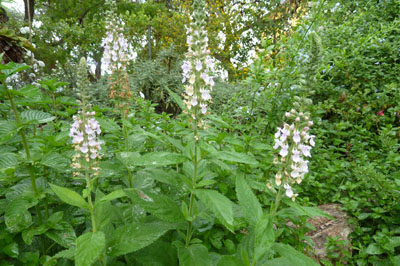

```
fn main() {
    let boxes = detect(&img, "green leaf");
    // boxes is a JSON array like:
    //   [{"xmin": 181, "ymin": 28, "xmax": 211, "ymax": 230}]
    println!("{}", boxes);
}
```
[
  {"xmin": 108, "ymin": 221, "xmax": 175, "ymax": 256},
  {"xmin": 144, "ymin": 169, "xmax": 183, "ymax": 187},
  {"xmin": 21, "ymin": 110, "xmax": 55, "ymax": 124},
  {"xmin": 43, "ymin": 248, "xmax": 75, "ymax": 266},
  {"xmin": 45, "ymin": 221, "xmax": 76, "ymax": 249},
  {"xmin": 130, "ymin": 152, "xmax": 187, "ymax": 167},
  {"xmin": 99, "ymin": 189, "xmax": 126, "ymax": 202},
  {"xmin": 125, "ymin": 189, "xmax": 185, "ymax": 222},
  {"xmin": 22, "ymin": 224, "xmax": 48, "ymax": 245},
  {"xmin": 195, "ymin": 189, "xmax": 234, "ymax": 232},
  {"xmin": 165, "ymin": 87, "xmax": 185, "ymax": 110},
  {"xmin": 1, "ymin": 242, "xmax": 19, "ymax": 258},
  {"xmin": 263, "ymin": 257, "xmax": 293, "ymax": 266},
  {"xmin": 1, "ymin": 62, "xmax": 30, "ymax": 77},
  {"xmin": 96, "ymin": 117, "xmax": 120, "ymax": 133},
  {"xmin": 40, "ymin": 152, "xmax": 69, "ymax": 170},
  {"xmin": 236, "ymin": 175, "xmax": 262, "ymax": 227},
  {"xmin": 211, "ymin": 151, "xmax": 258, "ymax": 165},
  {"xmin": 117, "ymin": 152, "xmax": 140, "ymax": 170},
  {"xmin": 272, "ymin": 243, "xmax": 319, "ymax": 266},
  {"xmin": 5, "ymin": 197, "xmax": 38, "ymax": 233},
  {"xmin": 178, "ymin": 244, "xmax": 212, "ymax": 266},
  {"xmin": 131, "ymin": 240, "xmax": 178, "ymax": 266},
  {"xmin": 365, "ymin": 243, "xmax": 383, "ymax": 255},
  {"xmin": 217, "ymin": 255, "xmax": 243, "ymax": 266},
  {"xmin": 75, "ymin": 231, "xmax": 105, "ymax": 266},
  {"xmin": 0, "ymin": 120, "xmax": 17, "ymax": 144},
  {"xmin": 254, "ymin": 214, "xmax": 274, "ymax": 262},
  {"xmin": 0, "ymin": 152, "xmax": 18, "ymax": 169},
  {"xmin": 283, "ymin": 202, "xmax": 333, "ymax": 219},
  {"xmin": 49, "ymin": 183, "xmax": 88, "ymax": 210}
]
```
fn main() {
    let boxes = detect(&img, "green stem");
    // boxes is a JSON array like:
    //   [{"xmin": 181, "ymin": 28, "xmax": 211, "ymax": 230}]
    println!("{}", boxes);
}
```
[
  {"xmin": 84, "ymin": 165, "xmax": 97, "ymax": 232},
  {"xmin": 4, "ymin": 82, "xmax": 45, "ymax": 252},
  {"xmin": 121, "ymin": 111, "xmax": 133, "ymax": 188},
  {"xmin": 185, "ymin": 113, "xmax": 199, "ymax": 248},
  {"xmin": 270, "ymin": 186, "xmax": 283, "ymax": 217}
]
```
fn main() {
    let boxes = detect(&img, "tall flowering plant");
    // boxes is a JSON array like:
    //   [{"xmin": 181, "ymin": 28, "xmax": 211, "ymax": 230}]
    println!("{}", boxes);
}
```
[
  {"xmin": 69, "ymin": 57, "xmax": 103, "ymax": 232},
  {"xmin": 181, "ymin": 0, "xmax": 215, "ymax": 133},
  {"xmin": 180, "ymin": 0, "xmax": 219, "ymax": 248},
  {"xmin": 102, "ymin": 0, "xmax": 132, "ymax": 116},
  {"xmin": 270, "ymin": 97, "xmax": 315, "ymax": 203}
]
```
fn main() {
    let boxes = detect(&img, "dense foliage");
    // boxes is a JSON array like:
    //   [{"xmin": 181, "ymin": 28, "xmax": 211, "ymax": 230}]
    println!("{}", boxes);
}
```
[{"xmin": 1, "ymin": 0, "xmax": 400, "ymax": 265}]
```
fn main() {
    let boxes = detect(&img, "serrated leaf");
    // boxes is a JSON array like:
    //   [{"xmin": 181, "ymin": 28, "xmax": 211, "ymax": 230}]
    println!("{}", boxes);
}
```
[
  {"xmin": 125, "ymin": 189, "xmax": 185, "ymax": 222},
  {"xmin": 211, "ymin": 151, "xmax": 258, "ymax": 165},
  {"xmin": 165, "ymin": 87, "xmax": 184, "ymax": 110},
  {"xmin": 43, "ymin": 248, "xmax": 75, "ymax": 266},
  {"xmin": 96, "ymin": 117, "xmax": 120, "ymax": 133},
  {"xmin": 21, "ymin": 110, "xmax": 55, "ymax": 124},
  {"xmin": 236, "ymin": 175, "xmax": 262, "ymax": 227},
  {"xmin": 117, "ymin": 152, "xmax": 140, "ymax": 170},
  {"xmin": 217, "ymin": 255, "xmax": 243, "ymax": 266},
  {"xmin": 131, "ymin": 152, "xmax": 187, "ymax": 167},
  {"xmin": 131, "ymin": 240, "xmax": 178, "ymax": 266},
  {"xmin": 45, "ymin": 221, "xmax": 76, "ymax": 248},
  {"xmin": 272, "ymin": 243, "xmax": 319, "ymax": 266},
  {"xmin": 40, "ymin": 152, "xmax": 69, "ymax": 170},
  {"xmin": 0, "ymin": 120, "xmax": 17, "ymax": 144},
  {"xmin": 144, "ymin": 168, "xmax": 183, "ymax": 187},
  {"xmin": 195, "ymin": 189, "xmax": 234, "ymax": 232},
  {"xmin": 22, "ymin": 224, "xmax": 48, "ymax": 245},
  {"xmin": 178, "ymin": 244, "xmax": 212, "ymax": 266},
  {"xmin": 0, "ymin": 152, "xmax": 18, "ymax": 169},
  {"xmin": 108, "ymin": 221, "xmax": 175, "ymax": 256},
  {"xmin": 49, "ymin": 183, "xmax": 88, "ymax": 210},
  {"xmin": 100, "ymin": 189, "xmax": 126, "ymax": 202},
  {"xmin": 75, "ymin": 231, "xmax": 105, "ymax": 266},
  {"xmin": 254, "ymin": 214, "xmax": 274, "ymax": 262},
  {"xmin": 5, "ymin": 197, "xmax": 38, "ymax": 233}
]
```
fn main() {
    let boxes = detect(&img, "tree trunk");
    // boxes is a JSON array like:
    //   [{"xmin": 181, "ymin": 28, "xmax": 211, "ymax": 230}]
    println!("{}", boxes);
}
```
[
  {"xmin": 95, "ymin": 47, "xmax": 104, "ymax": 80},
  {"xmin": 23, "ymin": 0, "xmax": 35, "ymax": 23}
]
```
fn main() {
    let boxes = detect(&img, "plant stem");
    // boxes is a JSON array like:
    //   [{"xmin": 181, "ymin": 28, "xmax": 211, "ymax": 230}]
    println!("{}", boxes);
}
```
[
  {"xmin": 185, "ymin": 113, "xmax": 199, "ymax": 248},
  {"xmin": 85, "ymin": 168, "xmax": 97, "ymax": 232},
  {"xmin": 4, "ymin": 82, "xmax": 45, "ymax": 253},
  {"xmin": 270, "ymin": 186, "xmax": 283, "ymax": 217},
  {"xmin": 121, "ymin": 111, "xmax": 133, "ymax": 188}
]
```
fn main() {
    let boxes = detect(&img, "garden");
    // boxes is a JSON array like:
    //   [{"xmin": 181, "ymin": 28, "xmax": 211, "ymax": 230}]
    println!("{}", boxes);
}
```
[{"xmin": 0, "ymin": 0, "xmax": 400, "ymax": 265}]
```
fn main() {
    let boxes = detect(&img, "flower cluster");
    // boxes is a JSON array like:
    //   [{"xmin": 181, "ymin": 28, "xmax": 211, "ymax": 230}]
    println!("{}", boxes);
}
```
[
  {"xmin": 102, "ymin": 10, "xmax": 132, "ymax": 115},
  {"xmin": 272, "ymin": 109, "xmax": 315, "ymax": 201},
  {"xmin": 69, "ymin": 111, "xmax": 102, "ymax": 177},
  {"xmin": 182, "ymin": 0, "xmax": 215, "ymax": 118},
  {"xmin": 102, "ymin": 19, "xmax": 129, "ymax": 71}
]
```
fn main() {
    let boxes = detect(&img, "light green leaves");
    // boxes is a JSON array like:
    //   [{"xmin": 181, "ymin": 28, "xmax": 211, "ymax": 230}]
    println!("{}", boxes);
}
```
[
  {"xmin": 125, "ymin": 189, "xmax": 185, "ymax": 222},
  {"xmin": 254, "ymin": 214, "xmax": 274, "ymax": 262},
  {"xmin": 99, "ymin": 189, "xmax": 126, "ymax": 202},
  {"xmin": 5, "ymin": 197, "xmax": 38, "ymax": 233},
  {"xmin": 0, "ymin": 152, "xmax": 18, "ymax": 170},
  {"xmin": 21, "ymin": 110, "xmax": 55, "ymax": 124},
  {"xmin": 108, "ymin": 221, "xmax": 175, "ymax": 256},
  {"xmin": 178, "ymin": 244, "xmax": 212, "ymax": 266},
  {"xmin": 49, "ymin": 183, "xmax": 88, "ymax": 210},
  {"xmin": 118, "ymin": 151, "xmax": 187, "ymax": 168},
  {"xmin": 271, "ymin": 243, "xmax": 319, "ymax": 266},
  {"xmin": 236, "ymin": 175, "xmax": 262, "ymax": 227},
  {"xmin": 75, "ymin": 231, "xmax": 105, "ymax": 266},
  {"xmin": 40, "ymin": 152, "xmax": 69, "ymax": 170},
  {"xmin": 195, "ymin": 189, "xmax": 234, "ymax": 232},
  {"xmin": 211, "ymin": 151, "xmax": 258, "ymax": 165}
]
